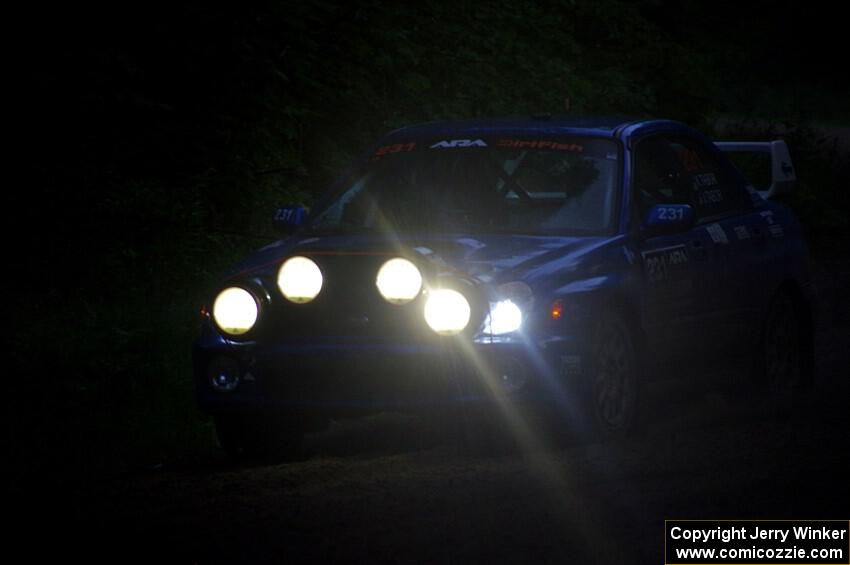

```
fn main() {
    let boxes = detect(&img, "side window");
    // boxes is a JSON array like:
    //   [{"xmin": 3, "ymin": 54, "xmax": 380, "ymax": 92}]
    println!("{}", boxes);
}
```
[
  {"xmin": 633, "ymin": 135, "xmax": 691, "ymax": 220},
  {"xmin": 668, "ymin": 136, "xmax": 749, "ymax": 219},
  {"xmin": 634, "ymin": 134, "xmax": 749, "ymax": 221}
]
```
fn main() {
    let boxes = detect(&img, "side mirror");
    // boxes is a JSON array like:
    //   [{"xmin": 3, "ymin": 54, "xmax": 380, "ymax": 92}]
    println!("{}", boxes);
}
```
[
  {"xmin": 642, "ymin": 204, "xmax": 695, "ymax": 237},
  {"xmin": 273, "ymin": 205, "xmax": 308, "ymax": 234}
]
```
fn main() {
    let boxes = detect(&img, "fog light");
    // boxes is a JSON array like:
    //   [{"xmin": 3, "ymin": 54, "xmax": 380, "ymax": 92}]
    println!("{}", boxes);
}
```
[
  {"xmin": 424, "ymin": 289, "xmax": 471, "ymax": 335},
  {"xmin": 278, "ymin": 256, "xmax": 323, "ymax": 303},
  {"xmin": 376, "ymin": 257, "xmax": 422, "ymax": 304},
  {"xmin": 208, "ymin": 356, "xmax": 241, "ymax": 392},
  {"xmin": 212, "ymin": 287, "xmax": 259, "ymax": 335}
]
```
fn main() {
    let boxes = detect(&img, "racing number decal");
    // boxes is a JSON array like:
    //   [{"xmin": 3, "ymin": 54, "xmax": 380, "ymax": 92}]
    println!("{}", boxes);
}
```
[
  {"xmin": 657, "ymin": 207, "xmax": 685, "ymax": 221},
  {"xmin": 642, "ymin": 245, "xmax": 689, "ymax": 284}
]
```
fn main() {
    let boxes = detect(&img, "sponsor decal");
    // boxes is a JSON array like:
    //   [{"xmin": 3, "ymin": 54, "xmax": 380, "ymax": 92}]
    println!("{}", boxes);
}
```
[
  {"xmin": 371, "ymin": 141, "xmax": 416, "ymax": 160},
  {"xmin": 560, "ymin": 355, "xmax": 582, "ymax": 378},
  {"xmin": 733, "ymin": 225, "xmax": 750, "ymax": 240},
  {"xmin": 429, "ymin": 139, "xmax": 487, "ymax": 149},
  {"xmin": 759, "ymin": 210, "xmax": 775, "ymax": 224},
  {"xmin": 693, "ymin": 172, "xmax": 718, "ymax": 188},
  {"xmin": 642, "ymin": 245, "xmax": 689, "ymax": 284},
  {"xmin": 706, "ymin": 223, "xmax": 728, "ymax": 244},
  {"xmin": 496, "ymin": 139, "xmax": 584, "ymax": 152},
  {"xmin": 698, "ymin": 189, "xmax": 724, "ymax": 205},
  {"xmin": 693, "ymin": 174, "xmax": 723, "ymax": 204},
  {"xmin": 769, "ymin": 223, "xmax": 785, "ymax": 238}
]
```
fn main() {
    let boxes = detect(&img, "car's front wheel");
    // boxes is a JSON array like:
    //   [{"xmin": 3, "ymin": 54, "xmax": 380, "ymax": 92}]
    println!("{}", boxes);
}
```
[
  {"xmin": 214, "ymin": 412, "xmax": 304, "ymax": 461},
  {"xmin": 581, "ymin": 310, "xmax": 640, "ymax": 439}
]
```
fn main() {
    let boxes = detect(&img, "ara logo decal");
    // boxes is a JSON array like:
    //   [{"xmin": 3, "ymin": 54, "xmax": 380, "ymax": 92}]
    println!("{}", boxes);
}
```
[{"xmin": 429, "ymin": 139, "xmax": 488, "ymax": 149}]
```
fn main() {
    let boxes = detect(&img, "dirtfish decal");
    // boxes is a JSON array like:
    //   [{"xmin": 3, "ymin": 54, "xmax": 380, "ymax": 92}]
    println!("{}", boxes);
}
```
[{"xmin": 497, "ymin": 139, "xmax": 584, "ymax": 152}]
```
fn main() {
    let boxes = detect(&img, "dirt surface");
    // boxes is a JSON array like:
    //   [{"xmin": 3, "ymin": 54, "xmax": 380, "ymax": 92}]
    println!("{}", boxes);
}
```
[{"xmin": 21, "ymin": 241, "xmax": 850, "ymax": 564}]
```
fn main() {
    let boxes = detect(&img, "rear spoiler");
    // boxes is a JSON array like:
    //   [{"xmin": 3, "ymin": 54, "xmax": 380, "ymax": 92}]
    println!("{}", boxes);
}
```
[{"xmin": 715, "ymin": 140, "xmax": 796, "ymax": 199}]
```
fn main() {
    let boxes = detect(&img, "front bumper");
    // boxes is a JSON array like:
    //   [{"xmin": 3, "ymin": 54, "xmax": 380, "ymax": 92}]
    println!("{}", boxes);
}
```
[{"xmin": 193, "ymin": 332, "xmax": 583, "ymax": 415}]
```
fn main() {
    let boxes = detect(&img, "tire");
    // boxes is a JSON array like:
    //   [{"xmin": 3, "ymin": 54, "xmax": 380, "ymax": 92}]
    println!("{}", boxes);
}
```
[
  {"xmin": 756, "ymin": 290, "xmax": 809, "ymax": 394},
  {"xmin": 580, "ymin": 310, "xmax": 640, "ymax": 439},
  {"xmin": 214, "ymin": 412, "xmax": 304, "ymax": 462}
]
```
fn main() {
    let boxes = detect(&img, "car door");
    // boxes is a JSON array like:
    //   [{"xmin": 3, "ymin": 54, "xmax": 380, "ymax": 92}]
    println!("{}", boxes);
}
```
[
  {"xmin": 646, "ymin": 133, "xmax": 763, "ymax": 367},
  {"xmin": 679, "ymin": 137, "xmax": 772, "ymax": 360},
  {"xmin": 632, "ymin": 133, "xmax": 722, "ymax": 373}
]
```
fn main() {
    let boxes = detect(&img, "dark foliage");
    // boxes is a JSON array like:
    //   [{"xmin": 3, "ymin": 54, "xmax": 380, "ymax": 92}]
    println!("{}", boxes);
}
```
[{"xmin": 13, "ymin": 0, "xmax": 848, "ymax": 478}]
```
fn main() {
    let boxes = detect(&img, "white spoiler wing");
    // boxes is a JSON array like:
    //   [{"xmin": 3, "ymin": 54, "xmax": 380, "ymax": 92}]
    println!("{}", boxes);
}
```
[{"xmin": 715, "ymin": 140, "xmax": 796, "ymax": 199}]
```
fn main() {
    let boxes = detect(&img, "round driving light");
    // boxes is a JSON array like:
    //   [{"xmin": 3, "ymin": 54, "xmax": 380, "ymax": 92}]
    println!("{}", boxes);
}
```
[
  {"xmin": 424, "ymin": 289, "xmax": 471, "ymax": 335},
  {"xmin": 484, "ymin": 300, "xmax": 523, "ymax": 335},
  {"xmin": 212, "ymin": 287, "xmax": 259, "ymax": 335},
  {"xmin": 376, "ymin": 258, "xmax": 422, "ymax": 304},
  {"xmin": 277, "ymin": 256, "xmax": 323, "ymax": 303}
]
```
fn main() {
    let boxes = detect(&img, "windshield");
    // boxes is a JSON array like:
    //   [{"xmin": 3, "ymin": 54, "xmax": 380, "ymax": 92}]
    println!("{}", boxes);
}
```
[{"xmin": 310, "ymin": 136, "xmax": 620, "ymax": 235}]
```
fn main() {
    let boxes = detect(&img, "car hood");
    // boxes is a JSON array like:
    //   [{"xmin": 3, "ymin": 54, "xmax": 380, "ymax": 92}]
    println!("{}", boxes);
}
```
[{"xmin": 226, "ymin": 232, "xmax": 615, "ymax": 285}]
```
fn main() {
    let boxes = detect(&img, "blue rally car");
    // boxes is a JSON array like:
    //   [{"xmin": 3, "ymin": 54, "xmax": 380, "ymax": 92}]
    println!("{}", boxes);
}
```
[{"xmin": 194, "ymin": 116, "xmax": 815, "ymax": 457}]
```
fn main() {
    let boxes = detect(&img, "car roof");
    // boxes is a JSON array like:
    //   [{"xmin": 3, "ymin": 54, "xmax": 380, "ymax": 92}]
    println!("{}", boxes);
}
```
[{"xmin": 382, "ymin": 116, "xmax": 674, "ymax": 141}]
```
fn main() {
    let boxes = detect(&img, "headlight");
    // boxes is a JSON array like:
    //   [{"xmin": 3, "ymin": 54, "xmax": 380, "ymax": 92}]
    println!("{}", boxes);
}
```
[
  {"xmin": 277, "ymin": 256, "xmax": 323, "ymax": 303},
  {"xmin": 483, "ymin": 299, "xmax": 523, "ymax": 335},
  {"xmin": 483, "ymin": 281, "xmax": 532, "ymax": 335},
  {"xmin": 424, "ymin": 289, "xmax": 471, "ymax": 335},
  {"xmin": 212, "ymin": 287, "xmax": 259, "ymax": 335},
  {"xmin": 376, "ymin": 258, "xmax": 422, "ymax": 304}
]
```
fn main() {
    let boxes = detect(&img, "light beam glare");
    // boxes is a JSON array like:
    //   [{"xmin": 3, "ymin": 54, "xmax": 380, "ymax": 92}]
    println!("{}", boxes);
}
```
[{"xmin": 451, "ymin": 335, "xmax": 610, "ymax": 557}]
